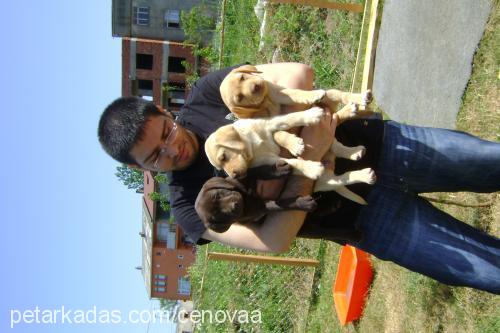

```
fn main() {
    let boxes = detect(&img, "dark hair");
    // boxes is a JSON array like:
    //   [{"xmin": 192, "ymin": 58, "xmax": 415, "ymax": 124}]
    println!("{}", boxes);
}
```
[{"xmin": 98, "ymin": 96, "xmax": 165, "ymax": 164}]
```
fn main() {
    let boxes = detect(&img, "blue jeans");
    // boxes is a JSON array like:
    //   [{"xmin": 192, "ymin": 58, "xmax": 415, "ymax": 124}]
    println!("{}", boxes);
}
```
[{"xmin": 351, "ymin": 121, "xmax": 500, "ymax": 294}]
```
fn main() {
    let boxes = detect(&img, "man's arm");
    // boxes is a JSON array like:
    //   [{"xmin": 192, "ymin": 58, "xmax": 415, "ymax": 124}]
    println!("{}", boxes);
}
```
[{"xmin": 201, "ymin": 175, "xmax": 314, "ymax": 252}]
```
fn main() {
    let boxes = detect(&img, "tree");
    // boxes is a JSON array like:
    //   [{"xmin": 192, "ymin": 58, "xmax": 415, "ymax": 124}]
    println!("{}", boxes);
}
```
[
  {"xmin": 180, "ymin": 2, "xmax": 218, "ymax": 75},
  {"xmin": 160, "ymin": 299, "xmax": 178, "ymax": 311},
  {"xmin": 115, "ymin": 164, "xmax": 144, "ymax": 191},
  {"xmin": 154, "ymin": 173, "xmax": 168, "ymax": 184},
  {"xmin": 180, "ymin": 3, "xmax": 216, "ymax": 47},
  {"xmin": 149, "ymin": 191, "xmax": 171, "ymax": 213}
]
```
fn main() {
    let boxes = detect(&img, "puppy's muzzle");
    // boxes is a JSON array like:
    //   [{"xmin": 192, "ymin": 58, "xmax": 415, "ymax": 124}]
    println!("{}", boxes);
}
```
[
  {"xmin": 230, "ymin": 170, "xmax": 247, "ymax": 179},
  {"xmin": 252, "ymin": 84, "xmax": 262, "ymax": 94},
  {"xmin": 221, "ymin": 194, "xmax": 244, "ymax": 217}
]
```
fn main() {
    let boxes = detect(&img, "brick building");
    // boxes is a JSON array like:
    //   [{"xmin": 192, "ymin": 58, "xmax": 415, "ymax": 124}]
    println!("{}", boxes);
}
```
[
  {"xmin": 139, "ymin": 171, "xmax": 196, "ymax": 301},
  {"xmin": 112, "ymin": 0, "xmax": 215, "ymax": 113},
  {"xmin": 121, "ymin": 37, "xmax": 197, "ymax": 114}
]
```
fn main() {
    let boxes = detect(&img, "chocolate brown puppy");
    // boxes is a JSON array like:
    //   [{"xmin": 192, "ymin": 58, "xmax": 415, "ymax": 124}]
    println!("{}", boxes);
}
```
[
  {"xmin": 195, "ymin": 163, "xmax": 362, "ymax": 242},
  {"xmin": 195, "ymin": 162, "xmax": 317, "ymax": 233}
]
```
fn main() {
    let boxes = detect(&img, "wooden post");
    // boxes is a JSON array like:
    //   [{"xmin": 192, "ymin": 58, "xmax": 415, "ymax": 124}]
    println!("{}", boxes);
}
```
[
  {"xmin": 270, "ymin": 0, "xmax": 364, "ymax": 13},
  {"xmin": 218, "ymin": 0, "xmax": 228, "ymax": 69},
  {"xmin": 350, "ymin": 0, "xmax": 370, "ymax": 93},
  {"xmin": 208, "ymin": 252, "xmax": 320, "ymax": 267},
  {"xmin": 361, "ymin": 0, "xmax": 380, "ymax": 92}
]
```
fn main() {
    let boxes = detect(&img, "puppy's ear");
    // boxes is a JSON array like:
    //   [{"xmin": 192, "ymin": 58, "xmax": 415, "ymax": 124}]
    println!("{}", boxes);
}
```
[
  {"xmin": 202, "ymin": 177, "xmax": 234, "ymax": 191},
  {"xmin": 232, "ymin": 64, "xmax": 262, "ymax": 74},
  {"xmin": 230, "ymin": 106, "xmax": 263, "ymax": 119},
  {"xmin": 217, "ymin": 126, "xmax": 246, "ymax": 152},
  {"xmin": 208, "ymin": 222, "xmax": 231, "ymax": 233},
  {"xmin": 221, "ymin": 177, "xmax": 248, "ymax": 193},
  {"xmin": 260, "ymin": 98, "xmax": 280, "ymax": 117}
]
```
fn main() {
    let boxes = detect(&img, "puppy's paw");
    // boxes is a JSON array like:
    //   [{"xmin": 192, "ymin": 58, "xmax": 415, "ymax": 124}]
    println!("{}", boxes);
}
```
[
  {"xmin": 295, "ymin": 195, "xmax": 317, "ymax": 212},
  {"xmin": 348, "ymin": 90, "xmax": 373, "ymax": 106},
  {"xmin": 273, "ymin": 160, "xmax": 292, "ymax": 177},
  {"xmin": 303, "ymin": 107, "xmax": 325, "ymax": 125},
  {"xmin": 361, "ymin": 90, "xmax": 373, "ymax": 106},
  {"xmin": 350, "ymin": 145, "xmax": 366, "ymax": 160},
  {"xmin": 357, "ymin": 168, "xmax": 377, "ymax": 185},
  {"xmin": 302, "ymin": 89, "xmax": 327, "ymax": 104},
  {"xmin": 348, "ymin": 103, "xmax": 358, "ymax": 116},
  {"xmin": 336, "ymin": 103, "xmax": 358, "ymax": 121},
  {"xmin": 288, "ymin": 137, "xmax": 305, "ymax": 156},
  {"xmin": 302, "ymin": 161, "xmax": 325, "ymax": 180}
]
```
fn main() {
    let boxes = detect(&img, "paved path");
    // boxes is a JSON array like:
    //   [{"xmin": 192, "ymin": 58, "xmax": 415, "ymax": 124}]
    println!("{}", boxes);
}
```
[{"xmin": 373, "ymin": 0, "xmax": 492, "ymax": 128}]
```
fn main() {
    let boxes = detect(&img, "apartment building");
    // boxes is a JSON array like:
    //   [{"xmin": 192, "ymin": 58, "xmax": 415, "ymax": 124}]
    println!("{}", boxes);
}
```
[
  {"xmin": 121, "ymin": 37, "xmax": 196, "ymax": 114},
  {"xmin": 138, "ymin": 171, "xmax": 196, "ymax": 300},
  {"xmin": 112, "ymin": 0, "xmax": 216, "ymax": 41}
]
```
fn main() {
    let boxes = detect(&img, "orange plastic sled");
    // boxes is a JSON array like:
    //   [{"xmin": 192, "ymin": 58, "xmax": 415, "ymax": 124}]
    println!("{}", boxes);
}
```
[{"xmin": 332, "ymin": 245, "xmax": 374, "ymax": 325}]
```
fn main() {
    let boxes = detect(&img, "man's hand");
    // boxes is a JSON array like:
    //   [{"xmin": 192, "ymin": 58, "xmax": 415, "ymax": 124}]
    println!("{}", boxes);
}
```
[{"xmin": 300, "ymin": 111, "xmax": 338, "ymax": 161}]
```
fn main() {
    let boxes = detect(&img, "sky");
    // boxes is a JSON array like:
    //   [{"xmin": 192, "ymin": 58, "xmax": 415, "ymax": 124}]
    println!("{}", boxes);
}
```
[{"xmin": 0, "ymin": 1, "xmax": 175, "ymax": 332}]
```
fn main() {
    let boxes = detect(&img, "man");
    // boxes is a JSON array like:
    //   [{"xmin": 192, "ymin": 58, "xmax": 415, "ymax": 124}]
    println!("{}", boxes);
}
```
[{"xmin": 99, "ymin": 63, "xmax": 500, "ymax": 293}]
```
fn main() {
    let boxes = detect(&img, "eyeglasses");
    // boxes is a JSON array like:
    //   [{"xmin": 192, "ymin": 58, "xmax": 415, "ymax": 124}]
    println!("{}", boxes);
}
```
[{"xmin": 152, "ymin": 121, "xmax": 178, "ymax": 170}]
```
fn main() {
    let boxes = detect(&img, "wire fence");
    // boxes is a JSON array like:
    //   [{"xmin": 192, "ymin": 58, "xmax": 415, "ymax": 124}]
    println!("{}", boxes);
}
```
[{"xmin": 188, "ymin": 239, "xmax": 324, "ymax": 332}]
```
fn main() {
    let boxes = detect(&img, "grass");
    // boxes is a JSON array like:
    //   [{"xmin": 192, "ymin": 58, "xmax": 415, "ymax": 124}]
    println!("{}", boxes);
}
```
[
  {"xmin": 188, "ymin": 0, "xmax": 500, "ymax": 332},
  {"xmin": 215, "ymin": 0, "xmax": 262, "ymax": 67},
  {"xmin": 189, "ymin": 240, "xmax": 320, "ymax": 332}
]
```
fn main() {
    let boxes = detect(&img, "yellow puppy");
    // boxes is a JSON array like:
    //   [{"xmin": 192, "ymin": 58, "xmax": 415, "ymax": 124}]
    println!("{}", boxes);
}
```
[
  {"xmin": 205, "ymin": 108, "xmax": 376, "ymax": 205},
  {"xmin": 219, "ymin": 64, "xmax": 372, "ymax": 121}
]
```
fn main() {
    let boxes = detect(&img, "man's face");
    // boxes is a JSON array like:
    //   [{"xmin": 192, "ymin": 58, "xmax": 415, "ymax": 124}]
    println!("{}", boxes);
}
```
[{"xmin": 129, "ymin": 111, "xmax": 199, "ymax": 172}]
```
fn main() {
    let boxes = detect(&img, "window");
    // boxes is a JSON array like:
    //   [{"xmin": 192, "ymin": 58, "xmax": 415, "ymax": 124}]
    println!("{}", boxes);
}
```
[
  {"xmin": 167, "ymin": 83, "xmax": 185, "ymax": 109},
  {"xmin": 156, "ymin": 222, "xmax": 169, "ymax": 242},
  {"xmin": 154, "ymin": 280, "xmax": 166, "ymax": 286},
  {"xmin": 177, "ymin": 277, "xmax": 190, "ymax": 295},
  {"xmin": 177, "ymin": 255, "xmax": 184, "ymax": 260},
  {"xmin": 137, "ymin": 53, "xmax": 153, "ymax": 70},
  {"xmin": 154, "ymin": 274, "xmax": 166, "ymax": 280},
  {"xmin": 168, "ymin": 57, "xmax": 186, "ymax": 73},
  {"xmin": 165, "ymin": 10, "xmax": 180, "ymax": 28},
  {"xmin": 133, "ymin": 6, "xmax": 150, "ymax": 26},
  {"xmin": 137, "ymin": 80, "xmax": 153, "ymax": 98},
  {"xmin": 169, "ymin": 89, "xmax": 185, "ymax": 104},
  {"xmin": 154, "ymin": 287, "xmax": 165, "ymax": 292},
  {"xmin": 138, "ymin": 79, "xmax": 153, "ymax": 91},
  {"xmin": 178, "ymin": 264, "xmax": 183, "ymax": 269}
]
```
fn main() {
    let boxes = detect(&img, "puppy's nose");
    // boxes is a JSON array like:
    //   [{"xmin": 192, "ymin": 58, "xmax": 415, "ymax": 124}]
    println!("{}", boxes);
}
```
[
  {"xmin": 232, "ymin": 171, "xmax": 246, "ymax": 179},
  {"xmin": 252, "ymin": 84, "xmax": 261, "ymax": 94}
]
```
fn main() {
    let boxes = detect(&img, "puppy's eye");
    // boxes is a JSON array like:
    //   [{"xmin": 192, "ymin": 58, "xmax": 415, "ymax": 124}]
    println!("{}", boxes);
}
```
[
  {"xmin": 236, "ymin": 94, "xmax": 244, "ymax": 102},
  {"xmin": 240, "ymin": 74, "xmax": 245, "ymax": 81}
]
